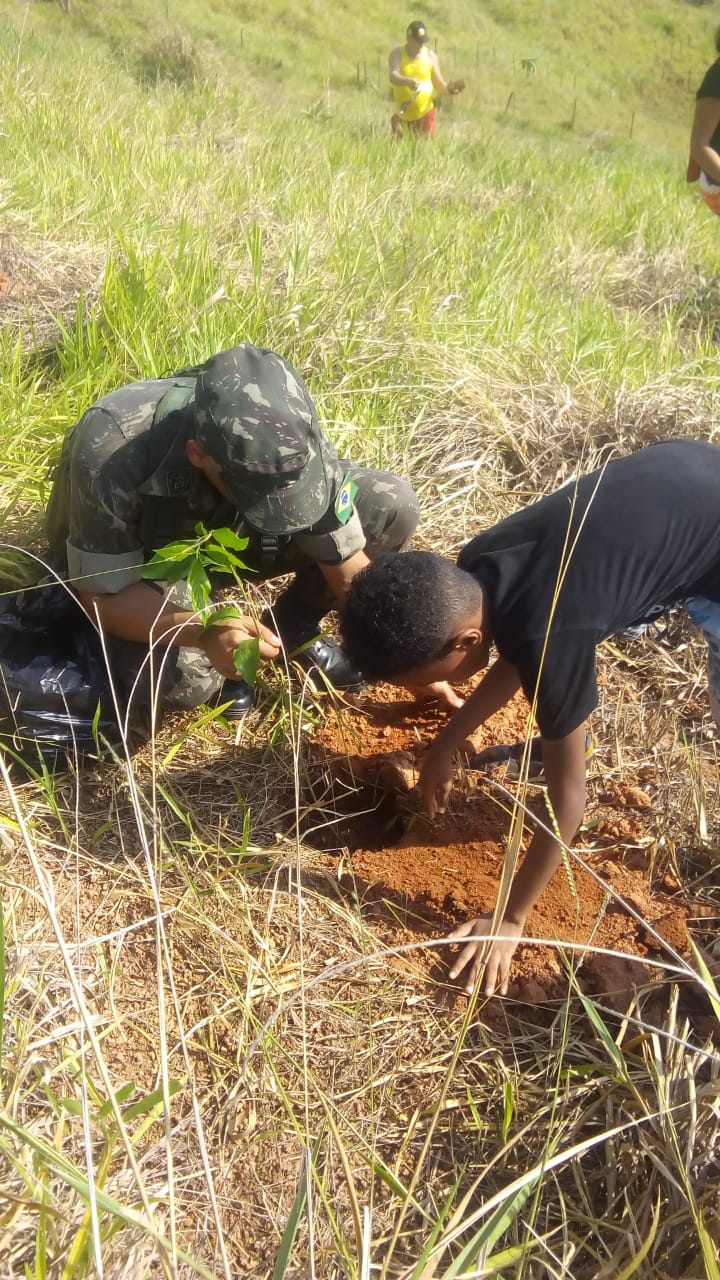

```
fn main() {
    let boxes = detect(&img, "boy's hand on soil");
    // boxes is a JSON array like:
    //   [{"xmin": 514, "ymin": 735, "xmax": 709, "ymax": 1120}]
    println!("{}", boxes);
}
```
[
  {"xmin": 447, "ymin": 914, "xmax": 525, "ymax": 996},
  {"xmin": 405, "ymin": 680, "xmax": 465, "ymax": 710},
  {"xmin": 418, "ymin": 741, "xmax": 456, "ymax": 817}
]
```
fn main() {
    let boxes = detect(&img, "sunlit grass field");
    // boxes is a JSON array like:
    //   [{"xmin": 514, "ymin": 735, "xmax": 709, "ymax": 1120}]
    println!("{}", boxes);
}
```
[{"xmin": 1, "ymin": 1, "xmax": 720, "ymax": 1276}]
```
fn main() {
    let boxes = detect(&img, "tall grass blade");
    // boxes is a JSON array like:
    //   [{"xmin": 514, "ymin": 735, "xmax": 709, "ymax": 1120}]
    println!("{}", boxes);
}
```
[{"xmin": 272, "ymin": 1149, "xmax": 309, "ymax": 1280}]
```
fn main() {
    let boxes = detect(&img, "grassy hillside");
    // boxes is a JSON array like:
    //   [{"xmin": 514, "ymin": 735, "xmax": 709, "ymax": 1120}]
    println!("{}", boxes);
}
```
[
  {"xmin": 0, "ymin": 2, "xmax": 719, "ymax": 1278},
  {"xmin": 1, "ymin": 0, "xmax": 720, "ymax": 530}
]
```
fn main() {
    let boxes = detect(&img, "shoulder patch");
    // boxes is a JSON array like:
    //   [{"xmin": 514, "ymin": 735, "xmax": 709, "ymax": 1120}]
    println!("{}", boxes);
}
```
[
  {"xmin": 334, "ymin": 478, "xmax": 358, "ymax": 525},
  {"xmin": 166, "ymin": 470, "xmax": 193, "ymax": 497}
]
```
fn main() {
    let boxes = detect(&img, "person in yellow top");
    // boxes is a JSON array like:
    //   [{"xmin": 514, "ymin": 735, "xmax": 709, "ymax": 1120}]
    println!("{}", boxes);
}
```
[{"xmin": 389, "ymin": 20, "xmax": 464, "ymax": 141}]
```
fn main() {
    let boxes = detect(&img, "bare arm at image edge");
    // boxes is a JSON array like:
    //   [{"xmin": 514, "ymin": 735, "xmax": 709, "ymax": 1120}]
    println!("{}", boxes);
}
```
[{"xmin": 690, "ymin": 97, "xmax": 720, "ymax": 184}]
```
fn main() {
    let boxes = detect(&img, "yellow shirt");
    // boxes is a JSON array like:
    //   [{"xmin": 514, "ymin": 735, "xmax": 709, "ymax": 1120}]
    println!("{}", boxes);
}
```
[{"xmin": 393, "ymin": 45, "xmax": 434, "ymax": 122}]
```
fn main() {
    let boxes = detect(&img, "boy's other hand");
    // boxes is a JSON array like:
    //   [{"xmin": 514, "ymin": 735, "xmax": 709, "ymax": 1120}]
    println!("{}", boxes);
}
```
[
  {"xmin": 447, "ymin": 914, "xmax": 525, "ymax": 995},
  {"xmin": 405, "ymin": 680, "xmax": 464, "ymax": 710},
  {"xmin": 418, "ymin": 740, "xmax": 456, "ymax": 816}
]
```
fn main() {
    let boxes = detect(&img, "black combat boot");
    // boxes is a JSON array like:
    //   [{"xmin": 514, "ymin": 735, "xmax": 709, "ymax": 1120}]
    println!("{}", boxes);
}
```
[
  {"xmin": 213, "ymin": 678, "xmax": 256, "ymax": 721},
  {"xmin": 266, "ymin": 570, "xmax": 365, "ymax": 693},
  {"xmin": 282, "ymin": 626, "xmax": 366, "ymax": 692}
]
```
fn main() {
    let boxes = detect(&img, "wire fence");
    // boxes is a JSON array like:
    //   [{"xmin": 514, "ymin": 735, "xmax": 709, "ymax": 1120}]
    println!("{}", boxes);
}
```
[{"xmin": 352, "ymin": 42, "xmax": 699, "ymax": 145}]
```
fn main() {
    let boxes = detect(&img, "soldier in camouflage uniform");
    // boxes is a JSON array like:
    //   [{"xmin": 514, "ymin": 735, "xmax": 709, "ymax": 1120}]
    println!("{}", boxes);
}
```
[{"xmin": 44, "ymin": 343, "xmax": 425, "ymax": 718}]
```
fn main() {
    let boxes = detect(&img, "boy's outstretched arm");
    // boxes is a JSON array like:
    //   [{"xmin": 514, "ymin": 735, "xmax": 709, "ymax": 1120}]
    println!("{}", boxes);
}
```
[
  {"xmin": 418, "ymin": 658, "xmax": 523, "ymax": 818},
  {"xmin": 448, "ymin": 724, "xmax": 588, "ymax": 995}
]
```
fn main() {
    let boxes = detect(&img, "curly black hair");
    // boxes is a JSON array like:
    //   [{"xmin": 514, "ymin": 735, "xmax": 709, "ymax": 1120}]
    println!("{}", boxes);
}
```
[{"xmin": 339, "ymin": 550, "xmax": 483, "ymax": 680}]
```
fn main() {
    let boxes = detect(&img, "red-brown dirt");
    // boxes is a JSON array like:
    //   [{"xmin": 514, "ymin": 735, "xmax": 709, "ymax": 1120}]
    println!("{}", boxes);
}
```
[{"xmin": 310, "ymin": 682, "xmax": 713, "ymax": 1016}]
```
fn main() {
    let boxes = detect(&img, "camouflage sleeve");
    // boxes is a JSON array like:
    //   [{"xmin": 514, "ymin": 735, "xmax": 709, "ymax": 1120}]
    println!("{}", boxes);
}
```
[
  {"xmin": 290, "ymin": 459, "xmax": 366, "ymax": 564},
  {"xmin": 65, "ymin": 407, "xmax": 146, "ymax": 594}
]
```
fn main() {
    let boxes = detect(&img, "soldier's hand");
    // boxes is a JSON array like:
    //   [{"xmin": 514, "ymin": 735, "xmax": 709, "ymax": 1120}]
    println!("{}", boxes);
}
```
[{"xmin": 202, "ymin": 617, "xmax": 281, "ymax": 679}]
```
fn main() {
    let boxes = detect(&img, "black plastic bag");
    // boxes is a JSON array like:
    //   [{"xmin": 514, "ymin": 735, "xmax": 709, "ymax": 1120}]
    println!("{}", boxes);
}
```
[{"xmin": 0, "ymin": 581, "xmax": 152, "ymax": 771}]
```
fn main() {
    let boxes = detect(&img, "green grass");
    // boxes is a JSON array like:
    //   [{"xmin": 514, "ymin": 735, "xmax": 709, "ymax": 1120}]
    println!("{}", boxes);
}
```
[{"xmin": 0, "ymin": 0, "xmax": 720, "ymax": 1276}]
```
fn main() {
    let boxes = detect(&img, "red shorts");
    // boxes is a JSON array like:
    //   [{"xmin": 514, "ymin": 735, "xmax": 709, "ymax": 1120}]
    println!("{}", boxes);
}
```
[
  {"xmin": 701, "ymin": 186, "xmax": 720, "ymax": 216},
  {"xmin": 407, "ymin": 107, "xmax": 437, "ymax": 140}
]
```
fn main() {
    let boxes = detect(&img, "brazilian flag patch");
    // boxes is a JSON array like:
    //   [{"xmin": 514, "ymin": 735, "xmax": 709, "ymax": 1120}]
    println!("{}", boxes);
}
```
[{"xmin": 335, "ymin": 477, "xmax": 358, "ymax": 525}]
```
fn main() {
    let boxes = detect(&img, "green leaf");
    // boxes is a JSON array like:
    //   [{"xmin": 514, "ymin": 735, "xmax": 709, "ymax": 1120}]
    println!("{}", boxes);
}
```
[
  {"xmin": 139, "ymin": 554, "xmax": 194, "ymax": 581},
  {"xmin": 575, "ymin": 985, "xmax": 628, "ymax": 1075},
  {"xmin": 698, "ymin": 1214, "xmax": 720, "ymax": 1280},
  {"xmin": 688, "ymin": 936, "xmax": 720, "ymax": 1023},
  {"xmin": 147, "ymin": 541, "xmax": 202, "ymax": 562},
  {"xmin": 162, "ymin": 558, "xmax": 200, "ymax": 584},
  {"xmin": 233, "ymin": 638, "xmax": 261, "ymax": 686},
  {"xmin": 122, "ymin": 1079, "xmax": 182, "ymax": 1121},
  {"xmin": 98, "ymin": 1081, "xmax": 137, "ymax": 1120},
  {"xmin": 409, "ymin": 1171, "xmax": 466, "ymax": 1279},
  {"xmin": 502, "ymin": 1078, "xmax": 514, "ymax": 1142},
  {"xmin": 91, "ymin": 700, "xmax": 103, "ymax": 753},
  {"xmin": 200, "ymin": 605, "xmax": 245, "ymax": 632},
  {"xmin": 272, "ymin": 1161, "xmax": 308, "ymax": 1280},
  {"xmin": 186, "ymin": 558, "xmax": 212, "ymax": 613},
  {"xmin": 59, "ymin": 1098, "xmax": 84, "ymax": 1117},
  {"xmin": 440, "ymin": 1178, "xmax": 540, "ymax": 1278},
  {"xmin": 211, "ymin": 527, "xmax": 250, "ymax": 552},
  {"xmin": 198, "ymin": 545, "xmax": 239, "ymax": 573}
]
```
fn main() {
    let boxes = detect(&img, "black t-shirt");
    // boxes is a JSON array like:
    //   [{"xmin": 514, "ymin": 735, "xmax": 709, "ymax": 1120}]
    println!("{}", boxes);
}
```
[
  {"xmin": 458, "ymin": 440, "xmax": 720, "ymax": 739},
  {"xmin": 697, "ymin": 60, "xmax": 720, "ymax": 177}
]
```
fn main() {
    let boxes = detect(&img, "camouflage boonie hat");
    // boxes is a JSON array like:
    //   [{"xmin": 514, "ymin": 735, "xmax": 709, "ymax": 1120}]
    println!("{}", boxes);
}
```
[{"xmin": 194, "ymin": 344, "xmax": 330, "ymax": 534}]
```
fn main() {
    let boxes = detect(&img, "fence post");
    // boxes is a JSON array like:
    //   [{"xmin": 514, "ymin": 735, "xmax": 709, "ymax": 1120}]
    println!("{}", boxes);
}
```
[
  {"xmin": 629, "ymin": 110, "xmax": 635, "ymax": 139},
  {"xmin": 570, "ymin": 98, "xmax": 577, "ymax": 130},
  {"xmin": 504, "ymin": 91, "xmax": 514, "ymax": 115},
  {"xmin": 363, "ymin": 60, "xmax": 368, "ymax": 84}
]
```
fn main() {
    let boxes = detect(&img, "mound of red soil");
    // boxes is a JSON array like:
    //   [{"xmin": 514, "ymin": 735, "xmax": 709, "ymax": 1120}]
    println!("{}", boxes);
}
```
[{"xmin": 311, "ymin": 684, "xmax": 710, "ymax": 1015}]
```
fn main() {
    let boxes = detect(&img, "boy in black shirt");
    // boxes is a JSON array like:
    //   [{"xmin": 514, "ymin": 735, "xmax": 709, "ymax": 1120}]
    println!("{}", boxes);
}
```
[{"xmin": 340, "ymin": 440, "xmax": 720, "ymax": 996}]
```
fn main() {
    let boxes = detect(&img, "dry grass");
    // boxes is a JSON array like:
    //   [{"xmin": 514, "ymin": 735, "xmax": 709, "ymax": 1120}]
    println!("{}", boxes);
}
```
[
  {"xmin": 400, "ymin": 356, "xmax": 720, "ymax": 563},
  {"xmin": 0, "ymin": 229, "xmax": 103, "ymax": 348}
]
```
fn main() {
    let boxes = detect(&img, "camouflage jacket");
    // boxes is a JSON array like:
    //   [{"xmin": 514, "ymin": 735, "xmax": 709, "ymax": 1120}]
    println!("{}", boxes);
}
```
[{"xmin": 45, "ymin": 372, "xmax": 365, "ymax": 595}]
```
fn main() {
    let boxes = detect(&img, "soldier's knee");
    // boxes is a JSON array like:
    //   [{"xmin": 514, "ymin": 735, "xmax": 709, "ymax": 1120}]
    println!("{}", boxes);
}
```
[
  {"xmin": 355, "ymin": 473, "xmax": 420, "ymax": 552},
  {"xmin": 163, "ymin": 649, "xmax": 223, "ymax": 709}
]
